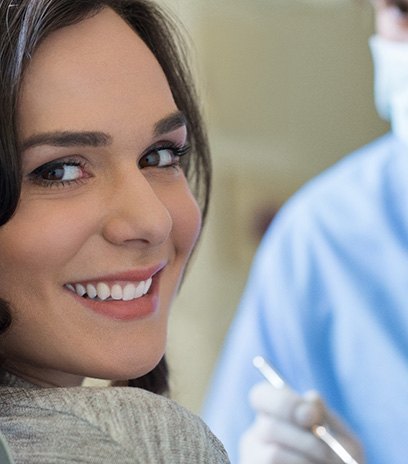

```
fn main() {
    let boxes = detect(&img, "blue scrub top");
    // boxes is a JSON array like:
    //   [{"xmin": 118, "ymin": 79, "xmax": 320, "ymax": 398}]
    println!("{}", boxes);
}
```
[{"xmin": 203, "ymin": 133, "xmax": 408, "ymax": 464}]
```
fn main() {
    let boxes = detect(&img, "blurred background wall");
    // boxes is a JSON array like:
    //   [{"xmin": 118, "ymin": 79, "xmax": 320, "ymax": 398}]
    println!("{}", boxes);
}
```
[{"xmin": 158, "ymin": 0, "xmax": 388, "ymax": 413}]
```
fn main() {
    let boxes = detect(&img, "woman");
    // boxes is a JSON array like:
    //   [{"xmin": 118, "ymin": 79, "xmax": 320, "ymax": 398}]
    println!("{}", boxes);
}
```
[{"xmin": 0, "ymin": 0, "xmax": 228, "ymax": 462}]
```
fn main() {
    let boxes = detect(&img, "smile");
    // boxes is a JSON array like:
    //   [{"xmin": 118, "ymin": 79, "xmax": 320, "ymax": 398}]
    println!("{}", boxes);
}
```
[{"xmin": 65, "ymin": 279, "xmax": 153, "ymax": 302}]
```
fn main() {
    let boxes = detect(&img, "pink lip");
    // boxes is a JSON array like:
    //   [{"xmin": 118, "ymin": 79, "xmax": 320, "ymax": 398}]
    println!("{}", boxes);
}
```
[
  {"xmin": 65, "ymin": 262, "xmax": 166, "ymax": 321},
  {"xmin": 68, "ymin": 262, "xmax": 166, "ymax": 285}
]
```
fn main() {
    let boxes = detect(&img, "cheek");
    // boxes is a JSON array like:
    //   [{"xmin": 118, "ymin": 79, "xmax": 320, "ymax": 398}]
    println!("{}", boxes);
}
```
[
  {"xmin": 168, "ymin": 183, "xmax": 202, "ymax": 260},
  {"xmin": 0, "ymin": 198, "xmax": 95, "ymax": 279}
]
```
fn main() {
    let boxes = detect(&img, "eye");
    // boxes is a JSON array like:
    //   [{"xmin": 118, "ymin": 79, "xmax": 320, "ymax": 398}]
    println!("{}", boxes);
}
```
[
  {"xmin": 28, "ymin": 158, "xmax": 89, "ymax": 187},
  {"xmin": 139, "ymin": 144, "xmax": 191, "ymax": 169}
]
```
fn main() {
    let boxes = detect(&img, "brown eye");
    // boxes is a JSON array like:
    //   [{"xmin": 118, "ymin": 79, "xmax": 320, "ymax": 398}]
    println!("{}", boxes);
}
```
[
  {"xmin": 33, "ymin": 162, "xmax": 82, "ymax": 181},
  {"xmin": 28, "ymin": 159, "xmax": 89, "ymax": 187},
  {"xmin": 42, "ymin": 166, "xmax": 65, "ymax": 180},
  {"xmin": 139, "ymin": 148, "xmax": 176, "ymax": 168}
]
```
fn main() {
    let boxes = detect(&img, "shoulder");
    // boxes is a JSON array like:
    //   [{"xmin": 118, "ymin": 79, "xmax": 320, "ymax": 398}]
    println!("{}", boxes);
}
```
[
  {"xmin": 1, "ymin": 386, "xmax": 229, "ymax": 463},
  {"xmin": 290, "ymin": 134, "xmax": 394, "ymax": 214},
  {"xmin": 261, "ymin": 134, "xmax": 398, "ymax": 244},
  {"xmin": 246, "ymin": 133, "xmax": 404, "ymax": 281}
]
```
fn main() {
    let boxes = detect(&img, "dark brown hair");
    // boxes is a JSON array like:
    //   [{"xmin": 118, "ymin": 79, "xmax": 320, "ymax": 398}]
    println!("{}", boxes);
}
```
[{"xmin": 0, "ymin": 0, "xmax": 211, "ymax": 395}]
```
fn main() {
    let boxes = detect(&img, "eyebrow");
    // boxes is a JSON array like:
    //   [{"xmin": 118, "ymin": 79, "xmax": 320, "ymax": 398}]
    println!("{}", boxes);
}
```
[
  {"xmin": 21, "ymin": 111, "xmax": 187, "ymax": 151},
  {"xmin": 21, "ymin": 131, "xmax": 112, "ymax": 151},
  {"xmin": 153, "ymin": 111, "xmax": 187, "ymax": 136}
]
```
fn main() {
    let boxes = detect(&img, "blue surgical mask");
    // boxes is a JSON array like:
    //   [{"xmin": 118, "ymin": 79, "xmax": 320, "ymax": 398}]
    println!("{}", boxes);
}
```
[{"xmin": 370, "ymin": 35, "xmax": 408, "ymax": 144}]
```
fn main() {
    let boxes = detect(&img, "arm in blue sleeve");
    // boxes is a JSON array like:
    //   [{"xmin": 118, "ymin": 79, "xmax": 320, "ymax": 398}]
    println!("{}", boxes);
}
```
[{"xmin": 202, "ymin": 200, "xmax": 323, "ymax": 464}]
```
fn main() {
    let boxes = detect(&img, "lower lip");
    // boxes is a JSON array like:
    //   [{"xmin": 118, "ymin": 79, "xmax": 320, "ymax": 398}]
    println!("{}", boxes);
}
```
[{"xmin": 67, "ymin": 277, "xmax": 160, "ymax": 321}]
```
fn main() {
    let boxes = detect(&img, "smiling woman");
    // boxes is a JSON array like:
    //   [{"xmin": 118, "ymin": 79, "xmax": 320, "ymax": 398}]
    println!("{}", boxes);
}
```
[{"xmin": 0, "ymin": 1, "xmax": 229, "ymax": 463}]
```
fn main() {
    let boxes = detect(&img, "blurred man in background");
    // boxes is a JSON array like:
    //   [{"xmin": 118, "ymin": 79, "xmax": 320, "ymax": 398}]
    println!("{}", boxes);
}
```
[{"xmin": 204, "ymin": 1, "xmax": 408, "ymax": 463}]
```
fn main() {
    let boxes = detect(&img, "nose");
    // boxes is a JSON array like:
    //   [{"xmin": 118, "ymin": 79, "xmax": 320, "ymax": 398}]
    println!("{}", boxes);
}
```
[{"xmin": 101, "ymin": 169, "xmax": 172, "ymax": 247}]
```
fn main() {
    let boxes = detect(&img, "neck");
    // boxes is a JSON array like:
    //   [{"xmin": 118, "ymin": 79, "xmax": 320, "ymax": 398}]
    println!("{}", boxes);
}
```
[{"xmin": 1, "ymin": 361, "xmax": 85, "ymax": 387}]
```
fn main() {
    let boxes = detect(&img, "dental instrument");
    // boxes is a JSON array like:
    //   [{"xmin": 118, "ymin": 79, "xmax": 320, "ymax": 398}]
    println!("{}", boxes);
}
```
[{"xmin": 253, "ymin": 356, "xmax": 361, "ymax": 464}]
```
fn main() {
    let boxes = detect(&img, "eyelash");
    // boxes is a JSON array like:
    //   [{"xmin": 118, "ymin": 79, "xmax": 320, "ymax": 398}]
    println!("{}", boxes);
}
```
[
  {"xmin": 28, "ymin": 157, "xmax": 89, "ymax": 189},
  {"xmin": 139, "ymin": 143, "xmax": 191, "ymax": 170},
  {"xmin": 27, "ymin": 142, "xmax": 191, "ymax": 189}
]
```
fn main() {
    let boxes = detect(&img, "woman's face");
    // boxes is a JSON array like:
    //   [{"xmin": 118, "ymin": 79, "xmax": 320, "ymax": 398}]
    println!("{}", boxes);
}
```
[
  {"xmin": 0, "ymin": 8, "xmax": 201, "ymax": 386},
  {"xmin": 374, "ymin": 1, "xmax": 408, "ymax": 41}
]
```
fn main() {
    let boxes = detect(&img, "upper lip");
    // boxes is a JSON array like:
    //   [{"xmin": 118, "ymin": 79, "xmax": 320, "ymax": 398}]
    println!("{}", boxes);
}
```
[{"xmin": 65, "ymin": 262, "xmax": 166, "ymax": 285}]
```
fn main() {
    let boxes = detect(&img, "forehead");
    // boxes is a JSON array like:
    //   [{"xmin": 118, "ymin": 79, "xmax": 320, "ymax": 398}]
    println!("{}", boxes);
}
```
[{"xmin": 17, "ymin": 7, "xmax": 176, "ymax": 141}]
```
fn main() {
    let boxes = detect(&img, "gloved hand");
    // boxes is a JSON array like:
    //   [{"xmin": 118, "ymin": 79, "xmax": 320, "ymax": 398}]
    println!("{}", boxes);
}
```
[{"xmin": 239, "ymin": 381, "xmax": 364, "ymax": 464}]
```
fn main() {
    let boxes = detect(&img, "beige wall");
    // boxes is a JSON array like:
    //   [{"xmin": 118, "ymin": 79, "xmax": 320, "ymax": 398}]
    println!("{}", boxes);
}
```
[{"xmin": 158, "ymin": 0, "xmax": 389, "ymax": 413}]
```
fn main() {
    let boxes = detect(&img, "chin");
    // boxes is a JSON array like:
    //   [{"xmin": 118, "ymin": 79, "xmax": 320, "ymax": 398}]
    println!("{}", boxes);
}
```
[{"xmin": 89, "ymin": 350, "xmax": 165, "ymax": 383}]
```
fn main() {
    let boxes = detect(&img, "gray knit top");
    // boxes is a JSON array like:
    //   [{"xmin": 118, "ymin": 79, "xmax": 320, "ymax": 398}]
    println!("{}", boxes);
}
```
[{"xmin": 0, "ymin": 371, "xmax": 230, "ymax": 463}]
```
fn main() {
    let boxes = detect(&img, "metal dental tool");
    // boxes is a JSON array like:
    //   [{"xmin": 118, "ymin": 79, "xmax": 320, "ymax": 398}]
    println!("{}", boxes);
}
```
[{"xmin": 253, "ymin": 356, "xmax": 361, "ymax": 464}]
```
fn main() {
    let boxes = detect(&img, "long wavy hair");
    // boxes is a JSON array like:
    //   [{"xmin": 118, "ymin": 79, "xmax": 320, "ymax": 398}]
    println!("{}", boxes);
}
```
[{"xmin": 0, "ymin": 0, "xmax": 211, "ymax": 395}]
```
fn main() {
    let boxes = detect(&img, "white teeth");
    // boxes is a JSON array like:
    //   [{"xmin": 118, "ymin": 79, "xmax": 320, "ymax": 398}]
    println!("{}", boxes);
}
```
[
  {"xmin": 144, "ymin": 277, "xmax": 152, "ymax": 295},
  {"xmin": 75, "ymin": 283, "xmax": 86, "ymax": 297},
  {"xmin": 67, "ymin": 278, "xmax": 153, "ymax": 301},
  {"xmin": 134, "ymin": 281, "xmax": 145, "ymax": 299},
  {"xmin": 123, "ymin": 283, "xmax": 136, "ymax": 301},
  {"xmin": 111, "ymin": 284, "xmax": 123, "ymax": 300},
  {"xmin": 86, "ymin": 284, "xmax": 97, "ymax": 299},
  {"xmin": 96, "ymin": 282, "xmax": 110, "ymax": 301}
]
